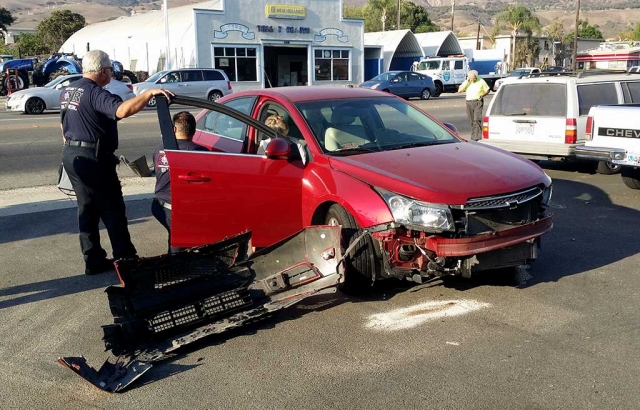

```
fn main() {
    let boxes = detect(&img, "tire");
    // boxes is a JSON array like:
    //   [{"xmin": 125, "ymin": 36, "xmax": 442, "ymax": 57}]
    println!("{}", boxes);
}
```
[
  {"xmin": 18, "ymin": 71, "xmax": 30, "ymax": 89},
  {"xmin": 621, "ymin": 167, "xmax": 640, "ymax": 189},
  {"xmin": 25, "ymin": 97, "xmax": 45, "ymax": 114},
  {"xmin": 120, "ymin": 70, "xmax": 138, "ymax": 84},
  {"xmin": 146, "ymin": 96, "xmax": 157, "ymax": 107},
  {"xmin": 433, "ymin": 82, "xmax": 442, "ymax": 97},
  {"xmin": 49, "ymin": 67, "xmax": 70, "ymax": 82},
  {"xmin": 596, "ymin": 160, "xmax": 621, "ymax": 175},
  {"xmin": 325, "ymin": 204, "xmax": 377, "ymax": 294},
  {"xmin": 0, "ymin": 73, "xmax": 8, "ymax": 96},
  {"xmin": 207, "ymin": 90, "xmax": 223, "ymax": 101},
  {"xmin": 420, "ymin": 88, "xmax": 431, "ymax": 100}
]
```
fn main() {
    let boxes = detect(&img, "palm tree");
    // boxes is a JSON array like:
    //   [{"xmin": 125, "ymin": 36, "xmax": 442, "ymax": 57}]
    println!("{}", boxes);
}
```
[{"xmin": 492, "ymin": 6, "xmax": 541, "ymax": 69}]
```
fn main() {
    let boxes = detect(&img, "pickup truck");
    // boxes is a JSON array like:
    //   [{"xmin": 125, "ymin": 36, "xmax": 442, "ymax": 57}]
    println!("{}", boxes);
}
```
[{"xmin": 575, "ymin": 104, "xmax": 640, "ymax": 189}]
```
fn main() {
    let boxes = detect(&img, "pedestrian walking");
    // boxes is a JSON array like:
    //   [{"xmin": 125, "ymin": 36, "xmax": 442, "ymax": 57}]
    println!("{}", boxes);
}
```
[
  {"xmin": 458, "ymin": 70, "xmax": 490, "ymax": 141},
  {"xmin": 152, "ymin": 111, "xmax": 208, "ymax": 254},
  {"xmin": 61, "ymin": 49, "xmax": 173, "ymax": 275}
]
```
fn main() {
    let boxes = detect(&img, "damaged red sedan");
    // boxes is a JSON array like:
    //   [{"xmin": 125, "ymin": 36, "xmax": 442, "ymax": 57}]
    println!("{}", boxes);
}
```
[{"xmin": 157, "ymin": 87, "xmax": 553, "ymax": 291}]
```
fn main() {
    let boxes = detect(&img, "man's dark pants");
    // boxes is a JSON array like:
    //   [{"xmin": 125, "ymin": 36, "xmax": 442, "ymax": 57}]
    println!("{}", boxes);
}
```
[
  {"xmin": 466, "ymin": 99, "xmax": 484, "ymax": 141},
  {"xmin": 62, "ymin": 146, "xmax": 137, "ymax": 267},
  {"xmin": 151, "ymin": 198, "xmax": 182, "ymax": 254}
]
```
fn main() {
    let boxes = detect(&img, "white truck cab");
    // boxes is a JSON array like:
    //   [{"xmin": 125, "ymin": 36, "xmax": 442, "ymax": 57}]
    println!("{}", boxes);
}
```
[{"xmin": 412, "ymin": 56, "xmax": 469, "ymax": 96}]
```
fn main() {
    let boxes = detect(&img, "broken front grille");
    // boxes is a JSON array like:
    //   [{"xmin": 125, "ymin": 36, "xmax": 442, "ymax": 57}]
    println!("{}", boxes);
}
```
[{"xmin": 453, "ymin": 186, "xmax": 543, "ymax": 211}]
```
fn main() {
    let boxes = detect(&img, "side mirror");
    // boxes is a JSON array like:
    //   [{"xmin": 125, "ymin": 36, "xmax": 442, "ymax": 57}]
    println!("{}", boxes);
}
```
[
  {"xmin": 265, "ymin": 137, "xmax": 292, "ymax": 160},
  {"xmin": 159, "ymin": 77, "xmax": 167, "ymax": 84},
  {"xmin": 55, "ymin": 83, "xmax": 64, "ymax": 90},
  {"xmin": 442, "ymin": 122, "xmax": 459, "ymax": 135}
]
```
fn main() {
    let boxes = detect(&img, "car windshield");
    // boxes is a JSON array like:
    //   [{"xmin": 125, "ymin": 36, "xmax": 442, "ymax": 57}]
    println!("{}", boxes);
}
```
[
  {"xmin": 509, "ymin": 69, "xmax": 531, "ymax": 77},
  {"xmin": 370, "ymin": 72, "xmax": 397, "ymax": 82},
  {"xmin": 146, "ymin": 71, "xmax": 167, "ymax": 83},
  {"xmin": 296, "ymin": 97, "xmax": 459, "ymax": 155},
  {"xmin": 44, "ymin": 76, "xmax": 73, "ymax": 88},
  {"xmin": 418, "ymin": 61, "xmax": 440, "ymax": 70}
]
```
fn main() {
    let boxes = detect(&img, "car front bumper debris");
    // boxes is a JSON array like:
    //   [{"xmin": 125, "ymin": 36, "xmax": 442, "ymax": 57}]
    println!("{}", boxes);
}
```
[{"xmin": 58, "ymin": 226, "xmax": 344, "ymax": 393}]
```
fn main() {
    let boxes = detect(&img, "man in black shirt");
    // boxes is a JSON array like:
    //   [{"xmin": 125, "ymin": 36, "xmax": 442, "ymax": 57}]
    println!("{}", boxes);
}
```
[
  {"xmin": 152, "ymin": 111, "xmax": 208, "ymax": 253},
  {"xmin": 61, "ymin": 49, "xmax": 173, "ymax": 275}
]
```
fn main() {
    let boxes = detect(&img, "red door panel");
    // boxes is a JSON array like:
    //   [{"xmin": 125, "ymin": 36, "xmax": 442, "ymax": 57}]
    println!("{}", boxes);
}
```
[
  {"xmin": 192, "ymin": 131, "xmax": 243, "ymax": 153},
  {"xmin": 167, "ymin": 151, "xmax": 304, "ymax": 248}
]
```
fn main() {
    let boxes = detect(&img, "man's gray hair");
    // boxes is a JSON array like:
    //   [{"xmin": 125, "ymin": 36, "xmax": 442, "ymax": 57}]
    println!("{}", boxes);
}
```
[
  {"xmin": 82, "ymin": 50, "xmax": 111, "ymax": 74},
  {"xmin": 468, "ymin": 70, "xmax": 479, "ymax": 78}
]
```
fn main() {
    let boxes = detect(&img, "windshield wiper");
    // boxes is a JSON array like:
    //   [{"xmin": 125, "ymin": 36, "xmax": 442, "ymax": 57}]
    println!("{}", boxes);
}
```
[
  {"xmin": 385, "ymin": 141, "xmax": 451, "ymax": 151},
  {"xmin": 503, "ymin": 112, "xmax": 527, "ymax": 116},
  {"xmin": 327, "ymin": 146, "xmax": 378, "ymax": 156}
]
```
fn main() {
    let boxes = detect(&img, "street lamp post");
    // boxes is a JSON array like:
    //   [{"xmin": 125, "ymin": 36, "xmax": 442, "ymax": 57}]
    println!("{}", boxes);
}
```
[{"xmin": 164, "ymin": 0, "xmax": 171, "ymax": 70}]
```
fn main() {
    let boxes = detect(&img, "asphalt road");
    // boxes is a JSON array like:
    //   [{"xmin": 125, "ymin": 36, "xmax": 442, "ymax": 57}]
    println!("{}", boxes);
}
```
[
  {"xmin": 3, "ymin": 92, "xmax": 639, "ymax": 409},
  {"xmin": 0, "ymin": 93, "xmax": 475, "ymax": 190}
]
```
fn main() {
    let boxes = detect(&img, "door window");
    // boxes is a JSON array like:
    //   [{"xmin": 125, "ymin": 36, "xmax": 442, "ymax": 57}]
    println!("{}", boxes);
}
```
[
  {"xmin": 196, "ymin": 97, "xmax": 256, "ymax": 141},
  {"xmin": 409, "ymin": 72, "xmax": 422, "ymax": 82},
  {"xmin": 203, "ymin": 70, "xmax": 225, "ymax": 81},
  {"xmin": 624, "ymin": 81, "xmax": 640, "ymax": 102},
  {"xmin": 181, "ymin": 70, "xmax": 203, "ymax": 82},
  {"xmin": 454, "ymin": 60, "xmax": 464, "ymax": 70},
  {"xmin": 163, "ymin": 72, "xmax": 180, "ymax": 83},
  {"xmin": 577, "ymin": 83, "xmax": 619, "ymax": 116},
  {"xmin": 442, "ymin": 61, "xmax": 450, "ymax": 70}
]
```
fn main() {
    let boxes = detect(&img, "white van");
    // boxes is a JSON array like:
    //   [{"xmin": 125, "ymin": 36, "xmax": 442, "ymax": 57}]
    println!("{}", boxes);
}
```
[{"xmin": 481, "ymin": 72, "xmax": 640, "ymax": 173}]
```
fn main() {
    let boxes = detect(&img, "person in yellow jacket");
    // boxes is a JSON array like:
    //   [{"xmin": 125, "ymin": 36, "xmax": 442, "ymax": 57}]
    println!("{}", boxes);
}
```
[{"xmin": 458, "ymin": 70, "xmax": 490, "ymax": 141}]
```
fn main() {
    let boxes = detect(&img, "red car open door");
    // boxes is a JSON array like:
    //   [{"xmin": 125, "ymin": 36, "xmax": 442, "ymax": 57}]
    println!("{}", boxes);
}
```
[{"xmin": 156, "ymin": 96, "xmax": 304, "ymax": 249}]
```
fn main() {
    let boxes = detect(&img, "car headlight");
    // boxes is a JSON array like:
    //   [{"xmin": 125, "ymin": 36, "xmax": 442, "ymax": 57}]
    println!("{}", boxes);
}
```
[
  {"xmin": 541, "ymin": 184, "xmax": 553, "ymax": 206},
  {"xmin": 376, "ymin": 188, "xmax": 455, "ymax": 232},
  {"xmin": 10, "ymin": 94, "xmax": 25, "ymax": 101}
]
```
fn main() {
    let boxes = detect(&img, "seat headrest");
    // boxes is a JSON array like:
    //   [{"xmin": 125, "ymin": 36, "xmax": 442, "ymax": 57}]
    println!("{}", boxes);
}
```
[{"xmin": 331, "ymin": 109, "xmax": 356, "ymax": 125}]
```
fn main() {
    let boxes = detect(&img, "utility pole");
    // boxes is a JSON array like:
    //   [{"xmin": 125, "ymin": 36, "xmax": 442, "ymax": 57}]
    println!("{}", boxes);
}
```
[
  {"xmin": 397, "ymin": 0, "xmax": 401, "ymax": 30},
  {"xmin": 164, "ymin": 0, "xmax": 171, "ymax": 70},
  {"xmin": 571, "ymin": 0, "xmax": 580, "ymax": 71},
  {"xmin": 450, "ymin": 0, "xmax": 455, "ymax": 32},
  {"xmin": 476, "ymin": 19, "xmax": 481, "ymax": 50}
]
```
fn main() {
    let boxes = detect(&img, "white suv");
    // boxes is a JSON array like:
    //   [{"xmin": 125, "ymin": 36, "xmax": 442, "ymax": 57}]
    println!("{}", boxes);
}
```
[{"xmin": 481, "ymin": 72, "xmax": 640, "ymax": 173}]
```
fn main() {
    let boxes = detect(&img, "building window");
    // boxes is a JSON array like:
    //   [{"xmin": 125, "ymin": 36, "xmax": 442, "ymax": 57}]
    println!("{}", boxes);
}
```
[
  {"xmin": 314, "ymin": 49, "xmax": 349, "ymax": 81},
  {"xmin": 213, "ymin": 46, "xmax": 258, "ymax": 82}
]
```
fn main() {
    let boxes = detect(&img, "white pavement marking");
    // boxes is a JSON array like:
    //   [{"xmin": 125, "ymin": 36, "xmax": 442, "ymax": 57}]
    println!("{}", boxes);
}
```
[{"xmin": 365, "ymin": 299, "xmax": 491, "ymax": 331}]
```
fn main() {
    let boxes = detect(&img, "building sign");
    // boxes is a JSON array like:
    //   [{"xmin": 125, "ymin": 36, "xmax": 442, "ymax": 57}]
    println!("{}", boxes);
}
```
[
  {"xmin": 214, "ymin": 23, "xmax": 255, "ymax": 40},
  {"xmin": 314, "ymin": 28, "xmax": 348, "ymax": 43},
  {"xmin": 257, "ymin": 25, "xmax": 310, "ymax": 34},
  {"xmin": 265, "ymin": 4, "xmax": 306, "ymax": 20}
]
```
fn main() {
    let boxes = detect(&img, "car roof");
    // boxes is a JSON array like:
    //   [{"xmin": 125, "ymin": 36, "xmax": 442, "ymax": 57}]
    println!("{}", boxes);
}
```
[
  {"xmin": 501, "ymin": 73, "xmax": 640, "ymax": 85},
  {"xmin": 230, "ymin": 86, "xmax": 395, "ymax": 103}
]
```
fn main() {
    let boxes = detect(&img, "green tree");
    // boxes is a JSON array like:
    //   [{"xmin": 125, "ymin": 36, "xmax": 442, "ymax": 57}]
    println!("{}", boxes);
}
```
[
  {"xmin": 635, "ymin": 22, "xmax": 640, "ymax": 41},
  {"xmin": 36, "ymin": 10, "xmax": 86, "ymax": 53},
  {"xmin": 345, "ymin": 0, "xmax": 438, "ymax": 33},
  {"xmin": 492, "ymin": 5, "xmax": 541, "ymax": 68},
  {"xmin": 15, "ymin": 32, "xmax": 49, "ymax": 56},
  {"xmin": 565, "ymin": 20, "xmax": 604, "ymax": 42},
  {"xmin": 0, "ymin": 7, "xmax": 15, "ymax": 33}
]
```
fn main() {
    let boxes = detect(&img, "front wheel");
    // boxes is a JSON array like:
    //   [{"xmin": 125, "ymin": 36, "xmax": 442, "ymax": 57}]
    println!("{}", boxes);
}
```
[
  {"xmin": 25, "ymin": 97, "xmax": 45, "ymax": 114},
  {"xmin": 433, "ymin": 82, "xmax": 442, "ymax": 97},
  {"xmin": 207, "ymin": 90, "xmax": 223, "ymax": 101},
  {"xmin": 596, "ymin": 161, "xmax": 621, "ymax": 175},
  {"xmin": 325, "ymin": 204, "xmax": 377, "ymax": 294},
  {"xmin": 621, "ymin": 167, "xmax": 640, "ymax": 189},
  {"xmin": 420, "ymin": 88, "xmax": 431, "ymax": 100}
]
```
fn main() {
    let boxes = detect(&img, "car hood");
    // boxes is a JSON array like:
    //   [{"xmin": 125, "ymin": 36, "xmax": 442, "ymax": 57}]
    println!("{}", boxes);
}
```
[
  {"xmin": 8, "ymin": 87, "xmax": 48, "ymax": 97},
  {"xmin": 328, "ymin": 142, "xmax": 550, "ymax": 205}
]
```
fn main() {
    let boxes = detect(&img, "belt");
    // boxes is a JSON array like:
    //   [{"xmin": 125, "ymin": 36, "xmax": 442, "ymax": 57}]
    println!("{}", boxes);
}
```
[
  {"xmin": 65, "ymin": 140, "xmax": 97, "ymax": 149},
  {"xmin": 157, "ymin": 198, "xmax": 172, "ymax": 210}
]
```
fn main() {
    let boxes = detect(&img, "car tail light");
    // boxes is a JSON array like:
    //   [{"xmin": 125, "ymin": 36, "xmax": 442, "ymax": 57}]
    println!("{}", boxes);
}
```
[
  {"xmin": 227, "ymin": 81, "xmax": 232, "ymax": 90},
  {"xmin": 585, "ymin": 116, "xmax": 593, "ymax": 141},
  {"xmin": 126, "ymin": 84, "xmax": 133, "ymax": 91},
  {"xmin": 565, "ymin": 118, "xmax": 577, "ymax": 144},
  {"xmin": 482, "ymin": 116, "xmax": 489, "ymax": 139}
]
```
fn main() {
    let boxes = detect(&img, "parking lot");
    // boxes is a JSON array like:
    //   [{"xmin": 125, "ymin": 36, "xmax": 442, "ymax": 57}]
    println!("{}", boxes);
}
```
[{"xmin": 1, "ymin": 93, "xmax": 640, "ymax": 409}]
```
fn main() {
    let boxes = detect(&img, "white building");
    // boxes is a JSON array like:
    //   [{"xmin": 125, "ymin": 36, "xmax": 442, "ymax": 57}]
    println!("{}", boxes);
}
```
[
  {"xmin": 60, "ymin": 0, "xmax": 364, "ymax": 90},
  {"xmin": 2, "ymin": 26, "xmax": 37, "ymax": 46}
]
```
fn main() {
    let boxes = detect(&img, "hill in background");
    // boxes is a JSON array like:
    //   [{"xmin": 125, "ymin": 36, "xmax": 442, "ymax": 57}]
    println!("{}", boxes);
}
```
[{"xmin": 5, "ymin": 0, "xmax": 640, "ymax": 40}]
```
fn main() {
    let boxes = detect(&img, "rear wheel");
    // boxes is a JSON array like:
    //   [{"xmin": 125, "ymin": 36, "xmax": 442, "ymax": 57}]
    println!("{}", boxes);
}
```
[
  {"xmin": 596, "ymin": 161, "xmax": 621, "ymax": 175},
  {"xmin": 207, "ymin": 90, "xmax": 223, "ymax": 101},
  {"xmin": 325, "ymin": 204, "xmax": 377, "ymax": 294},
  {"xmin": 25, "ymin": 97, "xmax": 45, "ymax": 114},
  {"xmin": 119, "ymin": 70, "xmax": 138, "ymax": 84},
  {"xmin": 621, "ymin": 167, "xmax": 640, "ymax": 189},
  {"xmin": 49, "ymin": 67, "xmax": 70, "ymax": 82},
  {"xmin": 420, "ymin": 88, "xmax": 431, "ymax": 100}
]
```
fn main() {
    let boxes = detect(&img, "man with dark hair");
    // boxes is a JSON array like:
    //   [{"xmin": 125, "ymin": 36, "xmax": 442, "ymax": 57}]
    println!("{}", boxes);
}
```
[
  {"xmin": 152, "ymin": 111, "xmax": 208, "ymax": 253},
  {"xmin": 61, "ymin": 49, "xmax": 173, "ymax": 275}
]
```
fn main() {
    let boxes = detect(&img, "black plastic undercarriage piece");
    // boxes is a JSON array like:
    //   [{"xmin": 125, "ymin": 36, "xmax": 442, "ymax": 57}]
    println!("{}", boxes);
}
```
[{"xmin": 58, "ymin": 226, "xmax": 344, "ymax": 393}]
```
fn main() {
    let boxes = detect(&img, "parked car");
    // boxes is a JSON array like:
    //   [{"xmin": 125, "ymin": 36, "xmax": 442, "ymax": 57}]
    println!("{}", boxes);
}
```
[
  {"xmin": 4, "ymin": 74, "xmax": 134, "ymax": 114},
  {"xmin": 482, "ymin": 72, "xmax": 640, "ymax": 174},
  {"xmin": 493, "ymin": 67, "xmax": 542, "ymax": 91},
  {"xmin": 359, "ymin": 71, "xmax": 435, "ymax": 100},
  {"xmin": 132, "ymin": 68, "xmax": 232, "ymax": 107},
  {"xmin": 154, "ymin": 88, "xmax": 553, "ymax": 292}
]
